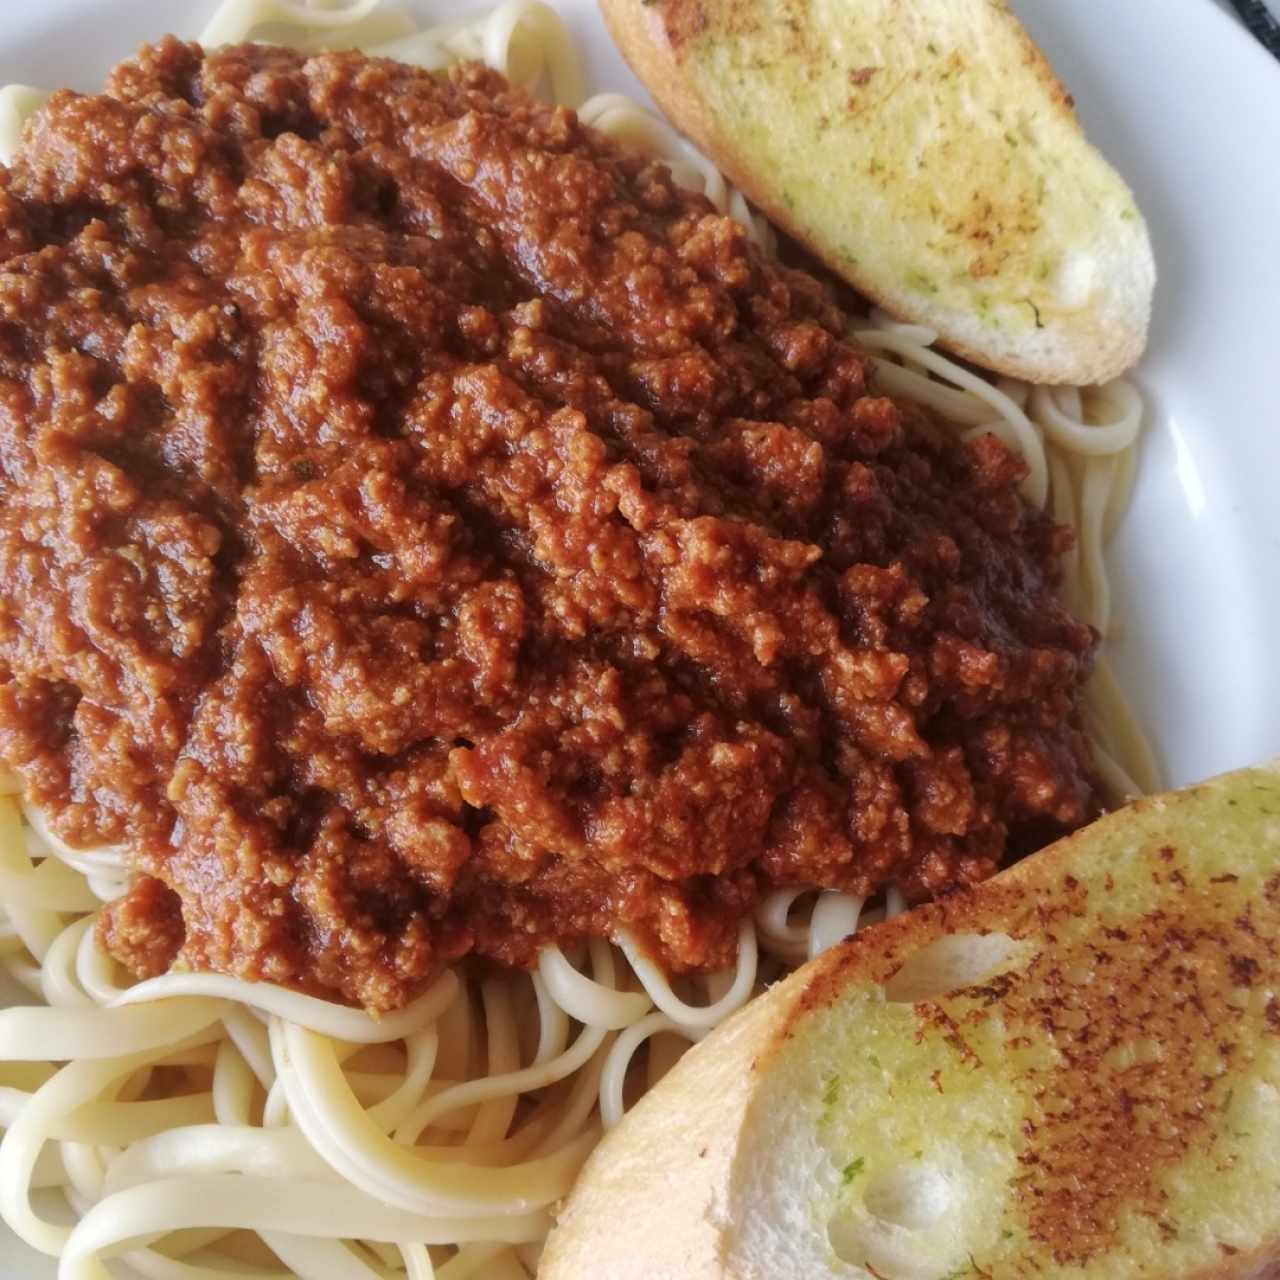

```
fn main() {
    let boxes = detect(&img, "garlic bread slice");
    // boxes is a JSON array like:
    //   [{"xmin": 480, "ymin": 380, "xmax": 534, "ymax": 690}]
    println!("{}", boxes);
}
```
[
  {"xmin": 600, "ymin": 0, "xmax": 1156, "ymax": 384},
  {"xmin": 542, "ymin": 761, "xmax": 1280, "ymax": 1279}
]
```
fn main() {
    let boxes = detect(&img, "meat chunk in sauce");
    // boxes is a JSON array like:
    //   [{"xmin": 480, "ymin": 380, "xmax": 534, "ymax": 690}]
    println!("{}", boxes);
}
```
[{"xmin": 0, "ymin": 41, "xmax": 1097, "ymax": 1010}]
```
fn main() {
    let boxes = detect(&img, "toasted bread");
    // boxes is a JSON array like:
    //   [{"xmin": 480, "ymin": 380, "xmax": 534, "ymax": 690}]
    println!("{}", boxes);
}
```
[
  {"xmin": 599, "ymin": 0, "xmax": 1156, "ymax": 385},
  {"xmin": 541, "ymin": 761, "xmax": 1280, "ymax": 1279}
]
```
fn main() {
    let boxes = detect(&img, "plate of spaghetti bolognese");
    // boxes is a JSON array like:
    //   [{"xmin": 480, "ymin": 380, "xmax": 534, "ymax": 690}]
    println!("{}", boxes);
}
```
[{"xmin": 0, "ymin": 1, "xmax": 1276, "ymax": 1277}]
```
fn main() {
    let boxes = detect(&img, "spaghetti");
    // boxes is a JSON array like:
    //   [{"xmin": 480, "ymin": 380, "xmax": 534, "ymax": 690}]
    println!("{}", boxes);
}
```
[{"xmin": 0, "ymin": 1, "xmax": 1157, "ymax": 1276}]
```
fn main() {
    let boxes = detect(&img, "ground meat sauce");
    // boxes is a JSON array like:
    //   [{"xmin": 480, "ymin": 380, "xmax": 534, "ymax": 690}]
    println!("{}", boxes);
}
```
[{"xmin": 0, "ymin": 40, "xmax": 1098, "ymax": 1011}]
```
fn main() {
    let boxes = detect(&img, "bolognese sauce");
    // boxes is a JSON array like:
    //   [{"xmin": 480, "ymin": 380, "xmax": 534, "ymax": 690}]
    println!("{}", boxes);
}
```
[{"xmin": 0, "ymin": 40, "xmax": 1096, "ymax": 1010}]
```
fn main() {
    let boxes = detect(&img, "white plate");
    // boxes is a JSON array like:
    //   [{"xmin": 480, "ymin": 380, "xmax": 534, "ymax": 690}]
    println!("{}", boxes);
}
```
[{"xmin": 1, "ymin": 0, "xmax": 1278, "ymax": 1274}]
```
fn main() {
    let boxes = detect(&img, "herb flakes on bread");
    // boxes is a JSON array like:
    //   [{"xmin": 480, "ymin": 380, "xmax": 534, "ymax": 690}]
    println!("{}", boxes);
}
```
[
  {"xmin": 599, "ymin": 0, "xmax": 1156, "ymax": 385},
  {"xmin": 541, "ymin": 761, "xmax": 1280, "ymax": 1280}
]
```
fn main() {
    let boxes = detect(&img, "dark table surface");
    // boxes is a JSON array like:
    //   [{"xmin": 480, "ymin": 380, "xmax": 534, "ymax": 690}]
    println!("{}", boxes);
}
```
[{"xmin": 1224, "ymin": 0, "xmax": 1280, "ymax": 57}]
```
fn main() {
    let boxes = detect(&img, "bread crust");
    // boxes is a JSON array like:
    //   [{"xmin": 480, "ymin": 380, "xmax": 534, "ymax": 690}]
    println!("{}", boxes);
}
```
[
  {"xmin": 541, "ymin": 762, "xmax": 1280, "ymax": 1279},
  {"xmin": 598, "ymin": 0, "xmax": 1154, "ymax": 386},
  {"xmin": 539, "ymin": 981, "xmax": 786, "ymax": 1279}
]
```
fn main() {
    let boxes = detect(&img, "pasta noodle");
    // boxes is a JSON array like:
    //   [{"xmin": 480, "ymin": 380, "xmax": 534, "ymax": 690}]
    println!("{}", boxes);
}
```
[{"xmin": 0, "ymin": 0, "xmax": 1160, "ymax": 1275}]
